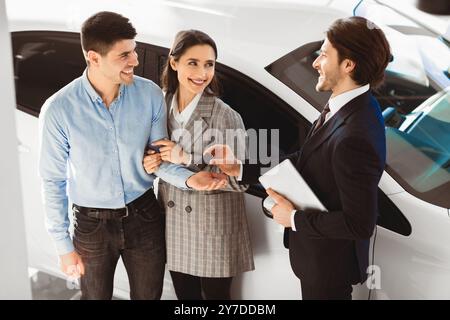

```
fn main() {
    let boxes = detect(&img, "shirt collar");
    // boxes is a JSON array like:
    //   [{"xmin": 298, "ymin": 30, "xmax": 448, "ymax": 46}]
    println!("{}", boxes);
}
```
[
  {"xmin": 328, "ymin": 83, "xmax": 370, "ymax": 117},
  {"xmin": 81, "ymin": 68, "xmax": 125, "ymax": 103},
  {"xmin": 170, "ymin": 91, "xmax": 202, "ymax": 125}
]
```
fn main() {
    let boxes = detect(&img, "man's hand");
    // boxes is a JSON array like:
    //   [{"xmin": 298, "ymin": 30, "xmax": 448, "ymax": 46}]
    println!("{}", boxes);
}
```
[
  {"xmin": 59, "ymin": 251, "xmax": 85, "ymax": 279},
  {"xmin": 186, "ymin": 171, "xmax": 228, "ymax": 190},
  {"xmin": 152, "ymin": 139, "xmax": 190, "ymax": 165},
  {"xmin": 143, "ymin": 150, "xmax": 162, "ymax": 174},
  {"xmin": 266, "ymin": 188, "xmax": 295, "ymax": 228},
  {"xmin": 203, "ymin": 144, "xmax": 240, "ymax": 177}
]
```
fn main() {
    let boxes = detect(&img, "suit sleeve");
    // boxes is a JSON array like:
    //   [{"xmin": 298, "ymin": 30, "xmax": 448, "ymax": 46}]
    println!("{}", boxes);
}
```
[
  {"xmin": 294, "ymin": 136, "xmax": 383, "ymax": 240},
  {"xmin": 241, "ymin": 149, "xmax": 302, "ymax": 185}
]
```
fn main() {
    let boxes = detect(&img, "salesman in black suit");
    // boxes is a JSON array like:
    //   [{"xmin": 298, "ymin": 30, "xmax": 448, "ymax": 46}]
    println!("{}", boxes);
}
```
[{"xmin": 205, "ymin": 16, "xmax": 392, "ymax": 300}]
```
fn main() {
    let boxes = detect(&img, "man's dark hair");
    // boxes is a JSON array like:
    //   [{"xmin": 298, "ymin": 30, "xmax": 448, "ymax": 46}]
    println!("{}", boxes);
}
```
[
  {"xmin": 326, "ymin": 16, "xmax": 392, "ymax": 88},
  {"xmin": 81, "ymin": 11, "xmax": 137, "ymax": 57},
  {"xmin": 161, "ymin": 29, "xmax": 221, "ymax": 96}
]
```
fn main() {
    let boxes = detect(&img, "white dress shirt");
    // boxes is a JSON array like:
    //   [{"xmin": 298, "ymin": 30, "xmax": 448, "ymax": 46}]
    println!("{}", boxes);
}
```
[
  {"xmin": 324, "ymin": 84, "xmax": 370, "ymax": 124},
  {"xmin": 169, "ymin": 91, "xmax": 202, "ymax": 128},
  {"xmin": 169, "ymin": 91, "xmax": 202, "ymax": 165}
]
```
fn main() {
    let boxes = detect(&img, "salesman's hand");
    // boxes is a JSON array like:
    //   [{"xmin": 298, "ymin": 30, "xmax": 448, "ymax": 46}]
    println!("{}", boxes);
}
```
[
  {"xmin": 203, "ymin": 144, "xmax": 240, "ymax": 177},
  {"xmin": 59, "ymin": 251, "xmax": 85, "ymax": 279},
  {"xmin": 143, "ymin": 150, "xmax": 162, "ymax": 174},
  {"xmin": 187, "ymin": 171, "xmax": 228, "ymax": 190},
  {"xmin": 152, "ymin": 139, "xmax": 190, "ymax": 165},
  {"xmin": 266, "ymin": 188, "xmax": 295, "ymax": 228}
]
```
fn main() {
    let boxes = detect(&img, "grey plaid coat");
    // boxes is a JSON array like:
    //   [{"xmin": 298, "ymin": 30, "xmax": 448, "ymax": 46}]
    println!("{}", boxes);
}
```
[{"xmin": 158, "ymin": 93, "xmax": 254, "ymax": 277}]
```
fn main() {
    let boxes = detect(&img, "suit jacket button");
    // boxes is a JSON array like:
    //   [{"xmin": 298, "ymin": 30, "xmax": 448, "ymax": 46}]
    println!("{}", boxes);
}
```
[
  {"xmin": 185, "ymin": 206, "xmax": 192, "ymax": 213},
  {"xmin": 167, "ymin": 201, "xmax": 175, "ymax": 208}
]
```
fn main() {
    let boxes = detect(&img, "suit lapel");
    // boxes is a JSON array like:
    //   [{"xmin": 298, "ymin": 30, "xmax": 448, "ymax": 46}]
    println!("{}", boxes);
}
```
[{"xmin": 298, "ymin": 92, "xmax": 371, "ymax": 171}]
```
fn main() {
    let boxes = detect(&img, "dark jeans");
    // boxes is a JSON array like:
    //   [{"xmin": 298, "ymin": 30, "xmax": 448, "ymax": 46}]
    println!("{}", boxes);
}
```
[
  {"xmin": 170, "ymin": 270, "xmax": 233, "ymax": 300},
  {"xmin": 73, "ymin": 189, "xmax": 165, "ymax": 300},
  {"xmin": 300, "ymin": 280, "xmax": 353, "ymax": 300}
]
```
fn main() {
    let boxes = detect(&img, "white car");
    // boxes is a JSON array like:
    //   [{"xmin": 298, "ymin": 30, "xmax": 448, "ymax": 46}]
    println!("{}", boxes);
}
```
[{"xmin": 7, "ymin": 0, "xmax": 450, "ymax": 299}]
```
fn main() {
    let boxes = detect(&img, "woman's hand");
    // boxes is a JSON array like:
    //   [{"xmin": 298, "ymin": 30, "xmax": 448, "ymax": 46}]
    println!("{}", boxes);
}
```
[
  {"xmin": 151, "ymin": 139, "xmax": 190, "ymax": 165},
  {"xmin": 143, "ymin": 150, "xmax": 162, "ymax": 174}
]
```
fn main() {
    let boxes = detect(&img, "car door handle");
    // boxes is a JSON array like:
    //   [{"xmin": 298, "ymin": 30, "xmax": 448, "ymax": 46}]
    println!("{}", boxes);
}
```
[{"xmin": 18, "ymin": 142, "xmax": 30, "ymax": 153}]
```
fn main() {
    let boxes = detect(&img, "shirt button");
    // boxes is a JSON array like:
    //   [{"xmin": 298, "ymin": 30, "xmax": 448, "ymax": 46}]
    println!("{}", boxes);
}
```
[
  {"xmin": 185, "ymin": 206, "xmax": 192, "ymax": 213},
  {"xmin": 167, "ymin": 201, "xmax": 175, "ymax": 208}
]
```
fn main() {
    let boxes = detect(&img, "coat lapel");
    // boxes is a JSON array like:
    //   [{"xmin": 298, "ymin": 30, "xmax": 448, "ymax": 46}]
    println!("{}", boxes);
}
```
[
  {"xmin": 170, "ymin": 93, "xmax": 215, "ymax": 152},
  {"xmin": 298, "ymin": 92, "xmax": 371, "ymax": 171}
]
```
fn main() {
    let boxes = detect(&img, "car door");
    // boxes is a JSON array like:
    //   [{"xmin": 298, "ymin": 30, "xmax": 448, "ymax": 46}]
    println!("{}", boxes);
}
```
[{"xmin": 216, "ymin": 64, "xmax": 313, "ymax": 299}]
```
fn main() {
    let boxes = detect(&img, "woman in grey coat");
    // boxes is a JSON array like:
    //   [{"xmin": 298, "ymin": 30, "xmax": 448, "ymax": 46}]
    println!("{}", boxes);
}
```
[{"xmin": 143, "ymin": 30, "xmax": 254, "ymax": 300}]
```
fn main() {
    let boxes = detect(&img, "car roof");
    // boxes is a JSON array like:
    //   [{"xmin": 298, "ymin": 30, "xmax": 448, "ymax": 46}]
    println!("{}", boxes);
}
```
[
  {"xmin": 6, "ymin": 0, "xmax": 353, "ymax": 70},
  {"xmin": 7, "ymin": 0, "xmax": 359, "ymax": 121}
]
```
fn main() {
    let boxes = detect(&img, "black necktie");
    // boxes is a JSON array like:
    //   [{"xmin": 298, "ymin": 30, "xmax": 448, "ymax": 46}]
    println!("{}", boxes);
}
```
[{"xmin": 311, "ymin": 103, "xmax": 330, "ymax": 135}]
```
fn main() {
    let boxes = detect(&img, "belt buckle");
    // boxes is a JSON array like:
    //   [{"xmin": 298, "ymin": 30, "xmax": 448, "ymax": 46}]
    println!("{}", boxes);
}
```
[{"xmin": 123, "ymin": 206, "xmax": 129, "ymax": 219}]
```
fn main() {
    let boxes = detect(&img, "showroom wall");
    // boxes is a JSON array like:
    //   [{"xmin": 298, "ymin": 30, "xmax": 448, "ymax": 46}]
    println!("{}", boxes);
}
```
[{"xmin": 0, "ymin": 0, "xmax": 32, "ymax": 299}]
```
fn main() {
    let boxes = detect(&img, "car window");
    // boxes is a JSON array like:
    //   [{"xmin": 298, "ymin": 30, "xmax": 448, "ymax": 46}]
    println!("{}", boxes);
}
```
[
  {"xmin": 11, "ymin": 32, "xmax": 86, "ymax": 117},
  {"xmin": 11, "ymin": 31, "xmax": 145, "ymax": 117},
  {"xmin": 265, "ymin": 40, "xmax": 330, "ymax": 112},
  {"xmin": 380, "ymin": 25, "xmax": 450, "ymax": 209},
  {"xmin": 142, "ymin": 43, "xmax": 168, "ymax": 85}
]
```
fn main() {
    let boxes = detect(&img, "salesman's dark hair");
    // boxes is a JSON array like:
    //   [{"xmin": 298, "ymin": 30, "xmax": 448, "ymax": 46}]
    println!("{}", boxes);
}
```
[
  {"xmin": 81, "ymin": 11, "xmax": 137, "ymax": 57},
  {"xmin": 326, "ymin": 16, "xmax": 391, "ymax": 88},
  {"xmin": 162, "ymin": 29, "xmax": 221, "ymax": 96}
]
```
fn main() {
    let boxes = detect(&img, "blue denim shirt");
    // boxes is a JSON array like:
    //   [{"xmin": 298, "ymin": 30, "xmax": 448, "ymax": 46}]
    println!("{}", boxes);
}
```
[{"xmin": 39, "ymin": 69, "xmax": 194, "ymax": 255}]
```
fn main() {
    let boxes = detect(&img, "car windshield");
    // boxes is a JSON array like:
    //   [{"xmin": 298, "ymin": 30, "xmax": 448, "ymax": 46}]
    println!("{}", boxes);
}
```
[
  {"xmin": 358, "ymin": 0, "xmax": 450, "ymax": 208},
  {"xmin": 385, "ymin": 89, "xmax": 450, "ymax": 208}
]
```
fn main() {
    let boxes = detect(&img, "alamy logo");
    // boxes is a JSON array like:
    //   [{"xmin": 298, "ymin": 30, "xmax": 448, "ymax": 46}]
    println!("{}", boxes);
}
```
[
  {"xmin": 170, "ymin": 121, "xmax": 280, "ymax": 167},
  {"xmin": 66, "ymin": 276, "xmax": 80, "ymax": 290},
  {"xmin": 366, "ymin": 265, "xmax": 381, "ymax": 290}
]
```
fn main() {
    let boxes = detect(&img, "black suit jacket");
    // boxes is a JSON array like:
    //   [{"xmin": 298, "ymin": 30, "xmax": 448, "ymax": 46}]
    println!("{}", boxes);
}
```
[{"xmin": 243, "ymin": 91, "xmax": 386, "ymax": 286}]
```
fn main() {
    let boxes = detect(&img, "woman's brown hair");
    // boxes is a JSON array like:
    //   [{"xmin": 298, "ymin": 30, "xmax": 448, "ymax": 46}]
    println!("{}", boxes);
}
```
[{"xmin": 161, "ymin": 30, "xmax": 221, "ymax": 96}]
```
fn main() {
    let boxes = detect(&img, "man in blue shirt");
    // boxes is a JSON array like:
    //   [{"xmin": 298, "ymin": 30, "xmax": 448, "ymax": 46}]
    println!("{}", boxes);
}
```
[{"xmin": 38, "ymin": 11, "xmax": 227, "ymax": 300}]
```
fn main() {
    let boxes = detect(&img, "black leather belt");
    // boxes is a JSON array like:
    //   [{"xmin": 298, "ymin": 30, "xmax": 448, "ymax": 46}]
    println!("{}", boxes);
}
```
[{"xmin": 73, "ymin": 188, "xmax": 155, "ymax": 220}]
